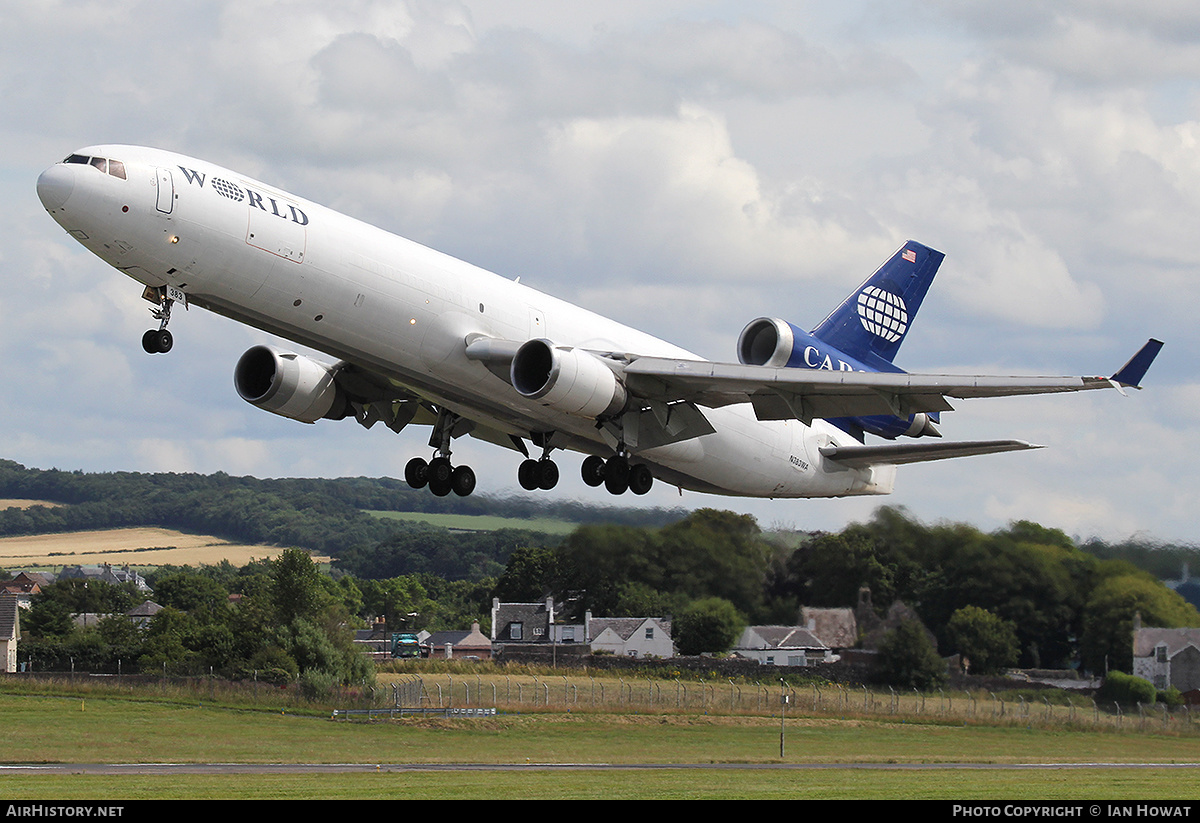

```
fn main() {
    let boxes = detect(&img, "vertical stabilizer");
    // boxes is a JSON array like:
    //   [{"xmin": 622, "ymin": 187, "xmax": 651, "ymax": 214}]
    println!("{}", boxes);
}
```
[{"xmin": 810, "ymin": 241, "xmax": 943, "ymax": 369}]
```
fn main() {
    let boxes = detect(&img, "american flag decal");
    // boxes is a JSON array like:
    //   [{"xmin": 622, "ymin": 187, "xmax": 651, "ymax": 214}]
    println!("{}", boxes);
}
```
[{"xmin": 901, "ymin": 248, "xmax": 917, "ymax": 263}]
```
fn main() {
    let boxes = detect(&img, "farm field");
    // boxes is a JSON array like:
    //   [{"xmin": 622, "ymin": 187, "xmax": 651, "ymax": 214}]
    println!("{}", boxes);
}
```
[
  {"xmin": 365, "ymin": 509, "xmax": 579, "ymax": 535},
  {"xmin": 0, "ymin": 527, "xmax": 303, "ymax": 568}
]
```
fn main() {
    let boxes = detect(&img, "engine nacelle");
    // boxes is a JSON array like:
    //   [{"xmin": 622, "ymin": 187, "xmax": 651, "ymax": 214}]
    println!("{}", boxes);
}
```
[
  {"xmin": 510, "ymin": 339, "xmax": 627, "ymax": 418},
  {"xmin": 737, "ymin": 317, "xmax": 797, "ymax": 367},
  {"xmin": 234, "ymin": 345, "xmax": 349, "ymax": 423}
]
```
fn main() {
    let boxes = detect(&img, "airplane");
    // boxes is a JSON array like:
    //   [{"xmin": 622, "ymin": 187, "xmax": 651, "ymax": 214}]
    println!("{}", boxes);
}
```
[{"xmin": 35, "ymin": 146, "xmax": 1163, "ymax": 500}]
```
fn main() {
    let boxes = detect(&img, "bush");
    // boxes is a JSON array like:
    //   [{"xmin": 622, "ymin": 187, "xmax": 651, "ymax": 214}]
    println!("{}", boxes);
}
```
[{"xmin": 1097, "ymin": 670, "xmax": 1157, "ymax": 706}]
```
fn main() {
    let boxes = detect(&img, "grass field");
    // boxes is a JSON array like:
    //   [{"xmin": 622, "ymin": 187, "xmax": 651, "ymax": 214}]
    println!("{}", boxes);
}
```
[
  {"xmin": 365, "ymin": 510, "xmax": 580, "ymax": 535},
  {"xmin": 2, "ymin": 683, "xmax": 1200, "ymax": 800}
]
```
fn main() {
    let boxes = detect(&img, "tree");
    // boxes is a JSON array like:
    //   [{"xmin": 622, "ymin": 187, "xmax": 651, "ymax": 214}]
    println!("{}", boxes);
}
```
[
  {"xmin": 875, "ymin": 619, "xmax": 947, "ymax": 690},
  {"xmin": 945, "ymin": 605, "xmax": 1018, "ymax": 675},
  {"xmin": 674, "ymin": 597, "xmax": 745, "ymax": 656}
]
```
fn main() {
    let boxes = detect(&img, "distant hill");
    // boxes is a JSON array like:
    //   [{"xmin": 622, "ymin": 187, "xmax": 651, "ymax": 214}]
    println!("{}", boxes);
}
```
[{"xmin": 0, "ymin": 459, "xmax": 690, "ymax": 580}]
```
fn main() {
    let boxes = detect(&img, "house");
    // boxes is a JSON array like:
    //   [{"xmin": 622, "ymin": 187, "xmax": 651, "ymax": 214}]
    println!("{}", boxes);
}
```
[
  {"xmin": 423, "ymin": 622, "xmax": 493, "ymax": 660},
  {"xmin": 800, "ymin": 606, "xmax": 858, "ymax": 650},
  {"xmin": 126, "ymin": 600, "xmax": 163, "ymax": 629},
  {"xmin": 491, "ymin": 596, "xmax": 556, "ymax": 645},
  {"xmin": 733, "ymin": 625, "xmax": 831, "ymax": 666},
  {"xmin": 0, "ymin": 573, "xmax": 45, "ymax": 610},
  {"xmin": 1132, "ymin": 613, "xmax": 1200, "ymax": 692},
  {"xmin": 59, "ymin": 564, "xmax": 151, "ymax": 592},
  {"xmin": 586, "ymin": 614, "xmax": 674, "ymax": 658},
  {"xmin": 0, "ymin": 595, "xmax": 18, "ymax": 672},
  {"xmin": 72, "ymin": 600, "xmax": 164, "ymax": 630}
]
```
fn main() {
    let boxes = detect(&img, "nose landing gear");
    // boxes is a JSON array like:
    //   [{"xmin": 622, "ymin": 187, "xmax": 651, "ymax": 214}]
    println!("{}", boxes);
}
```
[{"xmin": 141, "ymin": 285, "xmax": 183, "ymax": 354}]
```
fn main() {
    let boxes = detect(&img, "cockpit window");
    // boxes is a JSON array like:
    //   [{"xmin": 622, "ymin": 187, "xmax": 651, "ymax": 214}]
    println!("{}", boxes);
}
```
[{"xmin": 62, "ymin": 154, "xmax": 127, "ymax": 179}]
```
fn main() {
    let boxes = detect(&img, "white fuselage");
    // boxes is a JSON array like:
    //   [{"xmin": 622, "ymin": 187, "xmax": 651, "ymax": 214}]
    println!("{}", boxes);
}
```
[{"xmin": 37, "ymin": 145, "xmax": 890, "ymax": 498}]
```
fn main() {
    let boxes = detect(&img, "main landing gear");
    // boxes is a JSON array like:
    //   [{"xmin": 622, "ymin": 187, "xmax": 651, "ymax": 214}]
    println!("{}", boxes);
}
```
[
  {"xmin": 581, "ymin": 453, "xmax": 654, "ymax": 496},
  {"xmin": 517, "ymin": 432, "xmax": 560, "ymax": 491},
  {"xmin": 404, "ymin": 455, "xmax": 476, "ymax": 497},
  {"xmin": 404, "ymin": 408, "xmax": 476, "ymax": 497}
]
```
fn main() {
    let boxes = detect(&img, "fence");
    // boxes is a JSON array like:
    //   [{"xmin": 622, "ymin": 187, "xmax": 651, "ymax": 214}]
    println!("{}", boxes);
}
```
[{"xmin": 366, "ymin": 673, "xmax": 1200, "ymax": 734}]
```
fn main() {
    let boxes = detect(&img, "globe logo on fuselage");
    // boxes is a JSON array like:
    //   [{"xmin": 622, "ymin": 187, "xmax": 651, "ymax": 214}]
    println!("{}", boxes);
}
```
[{"xmin": 857, "ymin": 286, "xmax": 908, "ymax": 342}]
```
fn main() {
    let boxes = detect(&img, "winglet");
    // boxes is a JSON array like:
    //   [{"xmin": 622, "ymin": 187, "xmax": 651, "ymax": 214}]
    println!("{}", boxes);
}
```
[{"xmin": 1111, "ymin": 339, "xmax": 1164, "ymax": 389}]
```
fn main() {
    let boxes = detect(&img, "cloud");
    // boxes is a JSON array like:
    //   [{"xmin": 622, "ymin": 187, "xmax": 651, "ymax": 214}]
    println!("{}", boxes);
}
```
[{"xmin": 2, "ymin": 1, "xmax": 1196, "ymax": 545}]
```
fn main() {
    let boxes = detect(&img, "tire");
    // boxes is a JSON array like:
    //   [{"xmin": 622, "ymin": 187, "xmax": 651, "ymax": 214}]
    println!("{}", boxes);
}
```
[
  {"xmin": 604, "ymin": 457, "xmax": 630, "ymax": 495},
  {"xmin": 404, "ymin": 457, "xmax": 429, "ymax": 489},
  {"xmin": 629, "ymin": 463, "xmax": 654, "ymax": 495},
  {"xmin": 154, "ymin": 329, "xmax": 173, "ymax": 353},
  {"xmin": 581, "ymin": 455, "xmax": 606, "ymax": 487},
  {"xmin": 451, "ymin": 465, "xmax": 476, "ymax": 497},
  {"xmin": 518, "ymin": 459, "xmax": 540, "ymax": 491},
  {"xmin": 536, "ymin": 459, "xmax": 559, "ymax": 490},
  {"xmin": 429, "ymin": 475, "xmax": 452, "ymax": 497},
  {"xmin": 428, "ymin": 457, "xmax": 453, "ymax": 486}
]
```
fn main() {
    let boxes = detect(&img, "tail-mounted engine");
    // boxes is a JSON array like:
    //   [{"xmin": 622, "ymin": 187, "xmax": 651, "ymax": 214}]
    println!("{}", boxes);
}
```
[
  {"xmin": 510, "ymin": 339, "xmax": 627, "ymax": 418},
  {"xmin": 234, "ymin": 345, "xmax": 350, "ymax": 423},
  {"xmin": 736, "ymin": 317, "xmax": 940, "ymax": 439}
]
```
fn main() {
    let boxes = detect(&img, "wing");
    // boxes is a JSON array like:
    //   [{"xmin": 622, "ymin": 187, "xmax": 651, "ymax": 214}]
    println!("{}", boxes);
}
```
[{"xmin": 621, "ymin": 339, "xmax": 1164, "ymax": 425}]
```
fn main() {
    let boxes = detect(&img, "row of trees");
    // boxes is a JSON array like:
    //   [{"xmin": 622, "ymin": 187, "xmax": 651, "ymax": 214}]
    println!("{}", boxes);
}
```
[
  {"xmin": 22, "ymin": 550, "xmax": 374, "ymax": 695},
  {"xmin": 6, "ymin": 458, "xmax": 1199, "ymax": 687},
  {"xmin": 481, "ymin": 507, "xmax": 1200, "ymax": 678}
]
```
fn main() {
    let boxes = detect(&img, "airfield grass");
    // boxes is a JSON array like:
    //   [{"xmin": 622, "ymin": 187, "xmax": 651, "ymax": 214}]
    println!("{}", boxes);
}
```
[{"xmin": 3, "ymin": 689, "xmax": 1200, "ymax": 799}]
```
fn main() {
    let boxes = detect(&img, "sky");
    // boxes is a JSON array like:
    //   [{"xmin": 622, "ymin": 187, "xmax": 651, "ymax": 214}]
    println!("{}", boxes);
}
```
[{"xmin": 2, "ymin": 1, "xmax": 1198, "ymax": 545}]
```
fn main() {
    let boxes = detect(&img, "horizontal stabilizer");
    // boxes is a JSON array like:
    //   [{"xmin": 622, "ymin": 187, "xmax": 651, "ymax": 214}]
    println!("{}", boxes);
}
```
[{"xmin": 819, "ymin": 439, "xmax": 1041, "ymax": 468}]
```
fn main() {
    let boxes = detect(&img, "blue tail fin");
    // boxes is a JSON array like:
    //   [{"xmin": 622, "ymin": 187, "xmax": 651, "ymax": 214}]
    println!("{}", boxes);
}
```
[{"xmin": 810, "ymin": 241, "xmax": 944, "ymax": 370}]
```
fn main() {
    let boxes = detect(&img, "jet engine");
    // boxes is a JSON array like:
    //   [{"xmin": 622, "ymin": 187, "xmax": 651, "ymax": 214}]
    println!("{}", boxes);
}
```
[
  {"xmin": 737, "ymin": 317, "xmax": 800, "ymax": 368},
  {"xmin": 234, "ymin": 345, "xmax": 349, "ymax": 423},
  {"xmin": 510, "ymin": 339, "xmax": 627, "ymax": 418}
]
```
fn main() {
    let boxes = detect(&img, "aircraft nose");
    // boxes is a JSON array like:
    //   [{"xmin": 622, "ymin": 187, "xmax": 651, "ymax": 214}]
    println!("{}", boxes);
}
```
[{"xmin": 37, "ymin": 163, "xmax": 75, "ymax": 212}]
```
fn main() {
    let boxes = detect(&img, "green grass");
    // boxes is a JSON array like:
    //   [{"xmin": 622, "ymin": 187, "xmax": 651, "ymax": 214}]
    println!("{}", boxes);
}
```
[
  {"xmin": 364, "ymin": 510, "xmax": 578, "ymax": 534},
  {"xmin": 3, "ymin": 688, "xmax": 1200, "ymax": 799},
  {"xmin": 5, "ymin": 769, "xmax": 1198, "ymax": 800}
]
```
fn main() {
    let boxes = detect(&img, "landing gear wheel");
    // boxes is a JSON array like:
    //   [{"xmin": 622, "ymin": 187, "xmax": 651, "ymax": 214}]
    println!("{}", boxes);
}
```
[
  {"xmin": 404, "ymin": 457, "xmax": 429, "ymax": 489},
  {"xmin": 427, "ymin": 457, "xmax": 454, "ymax": 496},
  {"xmin": 604, "ymin": 457, "xmax": 630, "ymax": 495},
  {"xmin": 518, "ymin": 459, "xmax": 540, "ymax": 491},
  {"xmin": 451, "ymin": 465, "xmax": 476, "ymax": 497},
  {"xmin": 628, "ymin": 463, "xmax": 654, "ymax": 495},
  {"xmin": 536, "ymin": 459, "xmax": 559, "ymax": 490},
  {"xmin": 142, "ymin": 328, "xmax": 173, "ymax": 354},
  {"xmin": 581, "ymin": 455, "xmax": 606, "ymax": 487}
]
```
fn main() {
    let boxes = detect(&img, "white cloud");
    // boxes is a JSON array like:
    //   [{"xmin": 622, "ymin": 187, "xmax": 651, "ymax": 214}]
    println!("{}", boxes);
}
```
[{"xmin": 2, "ymin": 1, "xmax": 1196, "ymax": 545}]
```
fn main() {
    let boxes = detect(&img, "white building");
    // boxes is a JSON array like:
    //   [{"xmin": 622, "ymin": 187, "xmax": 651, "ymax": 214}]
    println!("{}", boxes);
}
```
[
  {"xmin": 586, "ymin": 614, "xmax": 674, "ymax": 658},
  {"xmin": 734, "ymin": 625, "xmax": 831, "ymax": 667}
]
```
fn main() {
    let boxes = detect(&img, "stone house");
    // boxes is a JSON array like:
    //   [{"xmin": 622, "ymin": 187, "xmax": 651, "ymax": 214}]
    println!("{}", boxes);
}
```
[{"xmin": 1132, "ymin": 614, "xmax": 1200, "ymax": 692}]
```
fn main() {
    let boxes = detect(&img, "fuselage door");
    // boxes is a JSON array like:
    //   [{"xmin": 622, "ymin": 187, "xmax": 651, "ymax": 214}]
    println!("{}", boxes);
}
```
[{"xmin": 155, "ymin": 168, "xmax": 174, "ymax": 214}]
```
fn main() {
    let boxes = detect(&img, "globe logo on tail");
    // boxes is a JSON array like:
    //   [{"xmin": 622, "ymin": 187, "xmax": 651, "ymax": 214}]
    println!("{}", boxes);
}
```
[{"xmin": 857, "ymin": 286, "xmax": 908, "ymax": 342}]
